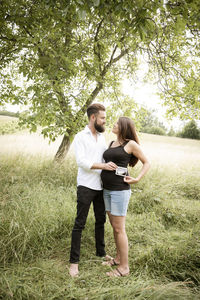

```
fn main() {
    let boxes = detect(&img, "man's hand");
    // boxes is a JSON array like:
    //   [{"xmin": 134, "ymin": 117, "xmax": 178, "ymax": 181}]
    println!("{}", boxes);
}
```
[
  {"xmin": 103, "ymin": 162, "xmax": 117, "ymax": 171},
  {"xmin": 91, "ymin": 162, "xmax": 117, "ymax": 170}
]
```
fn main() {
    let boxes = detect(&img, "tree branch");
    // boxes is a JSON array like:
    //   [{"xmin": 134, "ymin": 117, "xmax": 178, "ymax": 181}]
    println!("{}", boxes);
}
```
[
  {"xmin": 101, "ymin": 48, "xmax": 129, "ymax": 77},
  {"xmin": 93, "ymin": 18, "xmax": 104, "ymax": 72},
  {"xmin": 0, "ymin": 35, "xmax": 17, "ymax": 42}
]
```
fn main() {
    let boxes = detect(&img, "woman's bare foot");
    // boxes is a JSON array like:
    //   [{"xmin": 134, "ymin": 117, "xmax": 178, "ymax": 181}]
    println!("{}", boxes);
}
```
[{"xmin": 69, "ymin": 263, "xmax": 79, "ymax": 277}]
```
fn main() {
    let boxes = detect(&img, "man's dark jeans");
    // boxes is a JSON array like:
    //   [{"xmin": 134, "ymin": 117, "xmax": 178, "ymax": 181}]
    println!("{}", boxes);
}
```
[{"xmin": 70, "ymin": 185, "xmax": 106, "ymax": 263}]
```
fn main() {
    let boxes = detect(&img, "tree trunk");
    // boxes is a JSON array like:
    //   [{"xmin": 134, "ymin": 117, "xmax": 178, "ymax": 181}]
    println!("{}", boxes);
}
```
[
  {"xmin": 54, "ymin": 133, "xmax": 74, "ymax": 163},
  {"xmin": 54, "ymin": 83, "xmax": 104, "ymax": 162}
]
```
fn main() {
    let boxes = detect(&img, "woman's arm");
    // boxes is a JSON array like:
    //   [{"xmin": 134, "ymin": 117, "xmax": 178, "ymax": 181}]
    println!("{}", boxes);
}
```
[{"xmin": 124, "ymin": 140, "xmax": 150, "ymax": 184}]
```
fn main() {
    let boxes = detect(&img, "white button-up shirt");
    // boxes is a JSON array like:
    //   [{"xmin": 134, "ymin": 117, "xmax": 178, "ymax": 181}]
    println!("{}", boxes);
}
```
[{"xmin": 72, "ymin": 125, "xmax": 107, "ymax": 190}]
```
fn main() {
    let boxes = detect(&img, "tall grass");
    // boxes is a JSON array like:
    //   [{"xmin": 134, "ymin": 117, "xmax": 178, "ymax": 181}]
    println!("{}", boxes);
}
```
[{"xmin": 0, "ymin": 151, "xmax": 200, "ymax": 299}]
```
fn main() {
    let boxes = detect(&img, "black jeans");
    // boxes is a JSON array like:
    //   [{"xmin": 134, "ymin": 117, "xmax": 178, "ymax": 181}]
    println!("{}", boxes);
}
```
[{"xmin": 70, "ymin": 185, "xmax": 106, "ymax": 263}]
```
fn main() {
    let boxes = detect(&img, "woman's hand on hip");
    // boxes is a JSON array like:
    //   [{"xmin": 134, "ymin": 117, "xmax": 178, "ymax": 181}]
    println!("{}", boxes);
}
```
[{"xmin": 124, "ymin": 176, "xmax": 139, "ymax": 184}]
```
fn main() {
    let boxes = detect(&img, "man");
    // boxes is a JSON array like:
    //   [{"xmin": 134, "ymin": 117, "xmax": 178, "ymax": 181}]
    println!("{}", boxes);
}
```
[{"xmin": 69, "ymin": 103, "xmax": 117, "ymax": 277}]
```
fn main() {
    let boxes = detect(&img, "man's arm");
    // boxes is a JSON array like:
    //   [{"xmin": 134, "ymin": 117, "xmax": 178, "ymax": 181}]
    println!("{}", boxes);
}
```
[
  {"xmin": 91, "ymin": 162, "xmax": 117, "ymax": 171},
  {"xmin": 73, "ymin": 134, "xmax": 94, "ymax": 170},
  {"xmin": 73, "ymin": 134, "xmax": 117, "ymax": 171}
]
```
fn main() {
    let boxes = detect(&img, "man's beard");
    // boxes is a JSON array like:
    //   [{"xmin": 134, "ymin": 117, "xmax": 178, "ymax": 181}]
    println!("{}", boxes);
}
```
[{"xmin": 94, "ymin": 120, "xmax": 105, "ymax": 133}]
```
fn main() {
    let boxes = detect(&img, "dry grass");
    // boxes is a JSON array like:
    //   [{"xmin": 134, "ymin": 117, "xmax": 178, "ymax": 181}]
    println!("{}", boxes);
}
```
[
  {"xmin": 0, "ymin": 116, "xmax": 18, "ymax": 122},
  {"xmin": 0, "ymin": 131, "xmax": 63, "ymax": 157},
  {"xmin": 140, "ymin": 133, "xmax": 200, "ymax": 168}
]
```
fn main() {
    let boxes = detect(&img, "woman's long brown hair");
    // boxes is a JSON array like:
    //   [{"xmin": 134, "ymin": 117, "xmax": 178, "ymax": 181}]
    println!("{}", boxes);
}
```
[{"xmin": 118, "ymin": 117, "xmax": 140, "ymax": 167}]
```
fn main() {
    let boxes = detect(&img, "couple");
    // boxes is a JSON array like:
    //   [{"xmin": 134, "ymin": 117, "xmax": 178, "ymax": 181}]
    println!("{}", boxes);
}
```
[{"xmin": 69, "ymin": 103, "xmax": 150, "ymax": 277}]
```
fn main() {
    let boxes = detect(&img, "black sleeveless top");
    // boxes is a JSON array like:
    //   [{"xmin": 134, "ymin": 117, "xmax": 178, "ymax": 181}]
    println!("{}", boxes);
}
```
[{"xmin": 101, "ymin": 141, "xmax": 132, "ymax": 191}]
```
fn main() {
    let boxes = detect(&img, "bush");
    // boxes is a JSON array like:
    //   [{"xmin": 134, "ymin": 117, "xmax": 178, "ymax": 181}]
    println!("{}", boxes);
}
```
[{"xmin": 142, "ymin": 126, "xmax": 166, "ymax": 136}]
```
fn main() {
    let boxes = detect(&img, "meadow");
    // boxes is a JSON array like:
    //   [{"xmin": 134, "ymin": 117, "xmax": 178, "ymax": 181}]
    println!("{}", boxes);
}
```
[{"xmin": 0, "ymin": 116, "xmax": 200, "ymax": 299}]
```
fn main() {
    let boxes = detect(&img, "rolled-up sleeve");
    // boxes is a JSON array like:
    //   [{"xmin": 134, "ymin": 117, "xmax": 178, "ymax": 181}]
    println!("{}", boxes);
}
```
[{"xmin": 73, "ymin": 134, "xmax": 94, "ymax": 170}]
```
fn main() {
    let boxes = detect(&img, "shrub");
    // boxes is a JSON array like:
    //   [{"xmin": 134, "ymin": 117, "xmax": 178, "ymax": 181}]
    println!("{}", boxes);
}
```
[{"xmin": 142, "ymin": 126, "xmax": 166, "ymax": 136}]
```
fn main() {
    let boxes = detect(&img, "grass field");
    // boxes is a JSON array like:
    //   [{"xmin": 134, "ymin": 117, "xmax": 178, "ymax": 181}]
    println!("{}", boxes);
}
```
[{"xmin": 0, "ymin": 116, "xmax": 200, "ymax": 299}]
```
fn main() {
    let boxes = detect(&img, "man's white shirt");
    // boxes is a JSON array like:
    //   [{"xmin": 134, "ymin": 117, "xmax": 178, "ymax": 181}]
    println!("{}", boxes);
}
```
[{"xmin": 72, "ymin": 125, "xmax": 107, "ymax": 190}]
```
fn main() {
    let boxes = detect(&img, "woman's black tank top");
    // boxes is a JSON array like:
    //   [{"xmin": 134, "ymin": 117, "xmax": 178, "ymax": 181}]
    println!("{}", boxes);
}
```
[{"xmin": 101, "ymin": 141, "xmax": 132, "ymax": 191}]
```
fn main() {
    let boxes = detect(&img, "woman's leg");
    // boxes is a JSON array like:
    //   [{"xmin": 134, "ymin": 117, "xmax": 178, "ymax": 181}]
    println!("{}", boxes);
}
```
[
  {"xmin": 103, "ymin": 189, "xmax": 119, "ymax": 264},
  {"xmin": 107, "ymin": 211, "xmax": 120, "ymax": 264},
  {"xmin": 110, "ymin": 215, "xmax": 129, "ymax": 274}
]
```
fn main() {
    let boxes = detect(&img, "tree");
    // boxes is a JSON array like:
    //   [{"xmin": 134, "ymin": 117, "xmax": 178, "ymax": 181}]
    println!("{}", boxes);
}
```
[
  {"xmin": 168, "ymin": 126, "xmax": 176, "ymax": 137},
  {"xmin": 178, "ymin": 120, "xmax": 200, "ymax": 140},
  {"xmin": 140, "ymin": 107, "xmax": 167, "ymax": 135},
  {"xmin": 0, "ymin": 0, "xmax": 200, "ymax": 161}
]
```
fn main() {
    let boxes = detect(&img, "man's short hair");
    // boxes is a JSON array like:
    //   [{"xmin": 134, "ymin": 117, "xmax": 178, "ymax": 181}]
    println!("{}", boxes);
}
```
[{"xmin": 87, "ymin": 103, "xmax": 105, "ymax": 119}]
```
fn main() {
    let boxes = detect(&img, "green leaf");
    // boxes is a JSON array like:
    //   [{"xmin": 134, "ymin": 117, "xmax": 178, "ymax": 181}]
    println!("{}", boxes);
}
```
[
  {"xmin": 93, "ymin": 0, "xmax": 100, "ymax": 7},
  {"xmin": 78, "ymin": 9, "xmax": 86, "ymax": 20}
]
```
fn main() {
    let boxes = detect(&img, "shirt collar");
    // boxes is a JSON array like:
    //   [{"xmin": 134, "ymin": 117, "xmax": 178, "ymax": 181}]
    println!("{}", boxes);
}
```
[{"xmin": 84, "ymin": 125, "xmax": 101, "ymax": 136}]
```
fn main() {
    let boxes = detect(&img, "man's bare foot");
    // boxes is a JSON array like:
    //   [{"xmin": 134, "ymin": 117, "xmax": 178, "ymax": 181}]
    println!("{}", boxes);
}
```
[
  {"xmin": 102, "ymin": 258, "xmax": 120, "ymax": 266},
  {"xmin": 69, "ymin": 263, "xmax": 79, "ymax": 277},
  {"xmin": 104, "ymin": 255, "xmax": 113, "ymax": 261},
  {"xmin": 102, "ymin": 255, "xmax": 120, "ymax": 266},
  {"xmin": 106, "ymin": 267, "xmax": 129, "ymax": 277}
]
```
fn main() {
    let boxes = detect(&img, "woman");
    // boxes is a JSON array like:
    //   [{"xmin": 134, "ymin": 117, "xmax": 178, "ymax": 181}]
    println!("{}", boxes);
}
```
[{"xmin": 101, "ymin": 116, "xmax": 150, "ymax": 277}]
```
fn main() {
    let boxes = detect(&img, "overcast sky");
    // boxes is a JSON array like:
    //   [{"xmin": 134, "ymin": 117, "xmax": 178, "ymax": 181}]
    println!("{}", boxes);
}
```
[{"xmin": 122, "ymin": 79, "xmax": 185, "ymax": 131}]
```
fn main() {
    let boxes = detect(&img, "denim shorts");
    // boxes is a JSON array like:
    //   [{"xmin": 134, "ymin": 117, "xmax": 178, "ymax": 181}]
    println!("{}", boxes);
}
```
[{"xmin": 103, "ymin": 189, "xmax": 131, "ymax": 216}]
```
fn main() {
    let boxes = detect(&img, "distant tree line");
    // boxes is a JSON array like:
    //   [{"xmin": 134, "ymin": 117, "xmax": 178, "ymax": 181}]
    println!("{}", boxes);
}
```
[
  {"xmin": 0, "ymin": 110, "xmax": 20, "ymax": 118},
  {"xmin": 140, "ymin": 109, "xmax": 200, "ymax": 140}
]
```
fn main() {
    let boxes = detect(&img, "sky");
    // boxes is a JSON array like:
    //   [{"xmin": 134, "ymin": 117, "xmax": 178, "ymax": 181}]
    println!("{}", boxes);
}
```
[
  {"xmin": 120, "ymin": 59, "xmax": 196, "ymax": 131},
  {"xmin": 122, "ymin": 79, "xmax": 185, "ymax": 131}
]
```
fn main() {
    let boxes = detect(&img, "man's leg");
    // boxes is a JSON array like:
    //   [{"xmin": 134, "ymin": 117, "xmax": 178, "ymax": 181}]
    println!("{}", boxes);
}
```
[
  {"xmin": 69, "ymin": 186, "xmax": 92, "ymax": 276},
  {"xmin": 93, "ymin": 190, "xmax": 106, "ymax": 257}
]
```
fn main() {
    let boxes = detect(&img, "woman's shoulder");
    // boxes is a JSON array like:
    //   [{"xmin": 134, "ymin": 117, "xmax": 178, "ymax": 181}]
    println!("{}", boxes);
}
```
[
  {"xmin": 126, "ymin": 140, "xmax": 140, "ymax": 149},
  {"xmin": 108, "ymin": 140, "xmax": 115, "ymax": 148}
]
